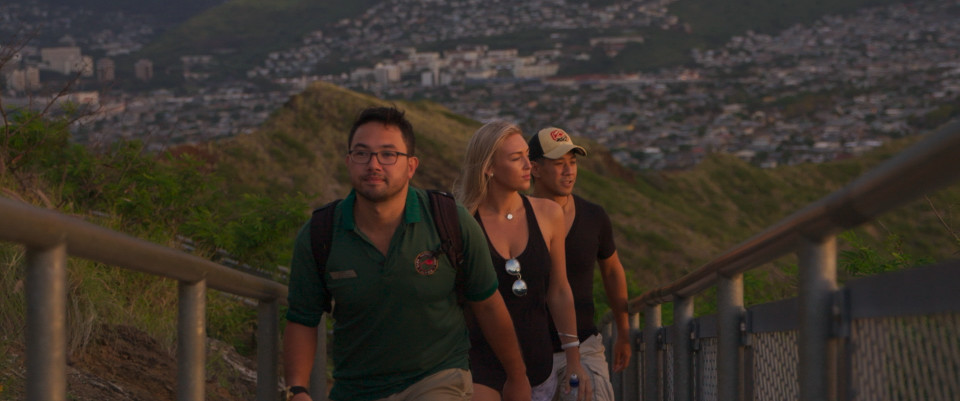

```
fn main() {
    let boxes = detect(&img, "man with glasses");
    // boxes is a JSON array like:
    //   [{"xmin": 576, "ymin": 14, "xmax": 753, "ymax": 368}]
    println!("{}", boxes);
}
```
[
  {"xmin": 527, "ymin": 127, "xmax": 631, "ymax": 401},
  {"xmin": 284, "ymin": 107, "xmax": 531, "ymax": 401}
]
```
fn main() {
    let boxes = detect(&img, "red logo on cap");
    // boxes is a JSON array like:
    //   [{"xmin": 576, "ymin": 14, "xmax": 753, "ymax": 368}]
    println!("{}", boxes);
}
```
[{"xmin": 550, "ymin": 129, "xmax": 568, "ymax": 142}]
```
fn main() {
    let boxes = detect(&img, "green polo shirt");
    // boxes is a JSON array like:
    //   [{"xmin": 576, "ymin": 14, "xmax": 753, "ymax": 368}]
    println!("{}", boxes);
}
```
[{"xmin": 286, "ymin": 186, "xmax": 498, "ymax": 401}]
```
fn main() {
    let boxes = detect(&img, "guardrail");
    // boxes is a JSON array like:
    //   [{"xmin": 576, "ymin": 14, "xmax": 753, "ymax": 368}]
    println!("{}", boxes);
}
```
[
  {"xmin": 600, "ymin": 120, "xmax": 960, "ymax": 401},
  {"xmin": 0, "ymin": 197, "xmax": 298, "ymax": 401},
  {"xmin": 7, "ymin": 123, "xmax": 958, "ymax": 401}
]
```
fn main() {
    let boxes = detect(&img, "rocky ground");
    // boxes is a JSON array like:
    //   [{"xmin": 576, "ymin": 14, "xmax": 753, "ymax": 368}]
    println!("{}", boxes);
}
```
[{"xmin": 1, "ymin": 324, "xmax": 261, "ymax": 400}]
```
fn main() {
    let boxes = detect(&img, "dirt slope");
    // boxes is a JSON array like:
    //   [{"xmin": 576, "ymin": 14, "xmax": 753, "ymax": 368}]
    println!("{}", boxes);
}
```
[{"xmin": 2, "ymin": 325, "xmax": 260, "ymax": 400}]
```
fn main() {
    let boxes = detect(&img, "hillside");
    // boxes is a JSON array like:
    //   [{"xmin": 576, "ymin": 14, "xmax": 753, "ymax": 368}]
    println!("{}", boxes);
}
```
[
  {"xmin": 605, "ymin": 0, "xmax": 907, "ymax": 71},
  {"xmin": 207, "ymin": 82, "xmax": 634, "ymax": 200},
  {"xmin": 136, "ymin": 0, "xmax": 912, "ymax": 76},
  {"xmin": 39, "ymin": 0, "xmax": 227, "ymax": 24},
  {"xmin": 136, "ymin": 0, "xmax": 380, "ymax": 77},
  {"xmin": 206, "ymin": 81, "xmax": 960, "ymax": 299},
  {"xmin": 2, "ymin": 82, "xmax": 958, "ymax": 399}
]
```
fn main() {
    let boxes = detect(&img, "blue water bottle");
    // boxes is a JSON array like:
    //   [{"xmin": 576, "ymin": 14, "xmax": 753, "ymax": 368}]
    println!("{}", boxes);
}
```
[{"xmin": 565, "ymin": 373, "xmax": 579, "ymax": 401}]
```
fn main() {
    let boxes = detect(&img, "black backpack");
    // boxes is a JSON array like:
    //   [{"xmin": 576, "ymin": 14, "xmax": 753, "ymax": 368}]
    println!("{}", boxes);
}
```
[{"xmin": 309, "ymin": 190, "xmax": 466, "ymax": 313}]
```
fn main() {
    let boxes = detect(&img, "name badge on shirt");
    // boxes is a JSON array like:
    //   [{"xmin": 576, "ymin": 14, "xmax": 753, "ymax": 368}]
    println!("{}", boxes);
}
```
[{"xmin": 329, "ymin": 270, "xmax": 358, "ymax": 279}]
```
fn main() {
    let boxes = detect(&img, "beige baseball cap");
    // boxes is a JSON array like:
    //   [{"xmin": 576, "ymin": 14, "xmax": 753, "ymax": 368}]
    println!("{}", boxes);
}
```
[{"xmin": 527, "ymin": 127, "xmax": 587, "ymax": 160}]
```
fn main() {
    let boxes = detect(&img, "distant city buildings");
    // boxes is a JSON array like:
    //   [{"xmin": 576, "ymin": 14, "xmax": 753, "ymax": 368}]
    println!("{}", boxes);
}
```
[
  {"xmin": 182, "ymin": 55, "xmax": 214, "ymax": 80},
  {"xmin": 355, "ymin": 0, "xmax": 960, "ymax": 170},
  {"xmin": 4, "ymin": 66, "xmax": 41, "ymax": 92},
  {"xmin": 40, "ymin": 46, "xmax": 86, "ymax": 75},
  {"xmin": 245, "ymin": 0, "xmax": 675, "ymax": 81},
  {"xmin": 589, "ymin": 36, "xmax": 645, "ymax": 57},
  {"xmin": 2, "ymin": 0, "xmax": 957, "ymax": 170},
  {"xmin": 134, "ymin": 59, "xmax": 154, "ymax": 82},
  {"xmin": 96, "ymin": 58, "xmax": 115, "ymax": 82},
  {"xmin": 335, "ymin": 45, "xmax": 561, "ymax": 89}
]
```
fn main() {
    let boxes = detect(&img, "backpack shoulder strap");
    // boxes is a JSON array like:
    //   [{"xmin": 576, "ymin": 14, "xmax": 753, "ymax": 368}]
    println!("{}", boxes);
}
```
[
  {"xmin": 309, "ymin": 199, "xmax": 342, "ymax": 313},
  {"xmin": 427, "ymin": 190, "xmax": 466, "ymax": 305}
]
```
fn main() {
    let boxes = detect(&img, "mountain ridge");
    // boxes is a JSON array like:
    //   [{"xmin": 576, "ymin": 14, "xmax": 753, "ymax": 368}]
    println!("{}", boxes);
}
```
[
  {"xmin": 206, "ymin": 82, "xmax": 636, "ymax": 204},
  {"xmin": 136, "ymin": 0, "xmax": 381, "ymax": 76},
  {"xmin": 134, "ymin": 0, "xmax": 910, "ymax": 76},
  {"xmin": 201, "ymin": 81, "xmax": 960, "ymax": 295}
]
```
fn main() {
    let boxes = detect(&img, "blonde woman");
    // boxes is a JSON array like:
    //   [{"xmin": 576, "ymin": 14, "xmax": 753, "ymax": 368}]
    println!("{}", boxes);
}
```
[{"xmin": 456, "ymin": 121, "xmax": 591, "ymax": 401}]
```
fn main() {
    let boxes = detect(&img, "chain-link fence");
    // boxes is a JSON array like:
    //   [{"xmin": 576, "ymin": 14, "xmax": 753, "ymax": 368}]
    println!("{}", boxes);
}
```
[{"xmin": 851, "ymin": 313, "xmax": 960, "ymax": 401}]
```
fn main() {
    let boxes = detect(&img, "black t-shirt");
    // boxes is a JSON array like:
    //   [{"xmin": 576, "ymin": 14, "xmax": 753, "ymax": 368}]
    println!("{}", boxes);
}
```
[{"xmin": 549, "ymin": 195, "xmax": 617, "ymax": 351}]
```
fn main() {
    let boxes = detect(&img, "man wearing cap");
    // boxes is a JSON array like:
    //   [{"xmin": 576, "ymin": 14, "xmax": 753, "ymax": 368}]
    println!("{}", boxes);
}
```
[{"xmin": 527, "ymin": 127, "xmax": 631, "ymax": 401}]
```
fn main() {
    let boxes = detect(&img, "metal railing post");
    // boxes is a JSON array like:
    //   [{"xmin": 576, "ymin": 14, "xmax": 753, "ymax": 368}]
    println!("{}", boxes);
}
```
[
  {"xmin": 718, "ymin": 274, "xmax": 744, "ymax": 401},
  {"xmin": 178, "ymin": 279, "xmax": 207, "ymax": 401},
  {"xmin": 257, "ymin": 299, "xmax": 279, "ymax": 401},
  {"xmin": 622, "ymin": 312, "xmax": 641, "ymax": 401},
  {"xmin": 310, "ymin": 314, "xmax": 328, "ymax": 400},
  {"xmin": 798, "ymin": 236, "xmax": 837, "ymax": 401},
  {"xmin": 25, "ymin": 242, "xmax": 68, "ymax": 401},
  {"xmin": 673, "ymin": 297, "xmax": 694, "ymax": 401},
  {"xmin": 643, "ymin": 304, "xmax": 661, "ymax": 401}
]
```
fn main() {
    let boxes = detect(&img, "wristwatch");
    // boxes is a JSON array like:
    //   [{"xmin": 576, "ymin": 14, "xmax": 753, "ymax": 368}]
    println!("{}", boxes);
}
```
[{"xmin": 284, "ymin": 385, "xmax": 309, "ymax": 401}]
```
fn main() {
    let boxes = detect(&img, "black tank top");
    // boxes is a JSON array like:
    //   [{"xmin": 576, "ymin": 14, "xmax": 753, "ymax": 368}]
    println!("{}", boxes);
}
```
[{"xmin": 468, "ymin": 195, "xmax": 554, "ymax": 389}]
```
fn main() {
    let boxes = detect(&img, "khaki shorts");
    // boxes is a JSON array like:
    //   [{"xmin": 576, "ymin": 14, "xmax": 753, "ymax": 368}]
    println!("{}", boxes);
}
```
[
  {"xmin": 376, "ymin": 368, "xmax": 473, "ymax": 401},
  {"xmin": 550, "ymin": 334, "xmax": 615, "ymax": 401}
]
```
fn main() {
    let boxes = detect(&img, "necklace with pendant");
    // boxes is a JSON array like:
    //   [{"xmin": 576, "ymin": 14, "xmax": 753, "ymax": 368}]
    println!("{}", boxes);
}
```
[
  {"xmin": 506, "ymin": 204, "xmax": 521, "ymax": 220},
  {"xmin": 500, "ymin": 200, "xmax": 522, "ymax": 221}
]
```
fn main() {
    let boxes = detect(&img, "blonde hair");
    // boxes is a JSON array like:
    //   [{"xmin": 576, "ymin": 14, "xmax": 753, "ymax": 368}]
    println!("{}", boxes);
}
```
[{"xmin": 455, "ymin": 121, "xmax": 524, "ymax": 213}]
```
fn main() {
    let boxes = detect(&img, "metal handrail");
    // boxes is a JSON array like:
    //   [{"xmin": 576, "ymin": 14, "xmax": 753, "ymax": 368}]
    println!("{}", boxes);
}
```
[
  {"xmin": 620, "ymin": 119, "xmax": 960, "ymax": 310},
  {"xmin": 0, "ymin": 196, "xmax": 291, "ymax": 401},
  {"xmin": 601, "ymin": 119, "xmax": 960, "ymax": 401},
  {"xmin": 0, "ymin": 198, "xmax": 289, "ymax": 300}
]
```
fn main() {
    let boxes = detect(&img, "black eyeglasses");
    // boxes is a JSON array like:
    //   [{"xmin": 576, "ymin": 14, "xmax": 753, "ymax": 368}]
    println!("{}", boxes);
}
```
[
  {"xmin": 504, "ymin": 258, "xmax": 528, "ymax": 297},
  {"xmin": 348, "ymin": 149, "xmax": 411, "ymax": 165}
]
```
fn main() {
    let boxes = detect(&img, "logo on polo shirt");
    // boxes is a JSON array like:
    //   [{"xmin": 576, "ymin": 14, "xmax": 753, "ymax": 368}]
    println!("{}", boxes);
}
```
[{"xmin": 414, "ymin": 250, "xmax": 439, "ymax": 275}]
